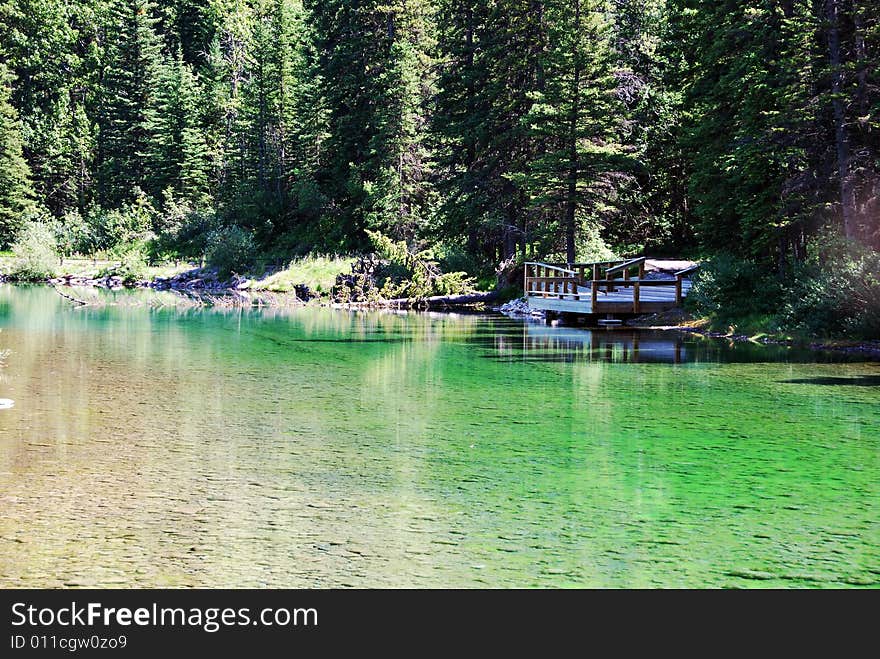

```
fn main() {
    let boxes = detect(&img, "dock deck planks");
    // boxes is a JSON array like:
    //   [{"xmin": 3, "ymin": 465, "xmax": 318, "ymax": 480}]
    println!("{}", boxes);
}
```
[{"xmin": 524, "ymin": 259, "xmax": 696, "ymax": 317}]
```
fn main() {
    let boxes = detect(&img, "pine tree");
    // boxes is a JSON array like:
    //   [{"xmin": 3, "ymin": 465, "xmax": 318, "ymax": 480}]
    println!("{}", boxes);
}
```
[
  {"xmin": 149, "ymin": 50, "xmax": 210, "ymax": 205},
  {"xmin": 0, "ymin": 63, "xmax": 34, "ymax": 246},
  {"xmin": 364, "ymin": 0, "xmax": 436, "ymax": 241},
  {"xmin": 208, "ymin": 0, "xmax": 253, "ymax": 214},
  {"xmin": 434, "ymin": 1, "xmax": 546, "ymax": 264},
  {"xmin": 237, "ymin": 0, "xmax": 296, "ymax": 222},
  {"xmin": 284, "ymin": 0, "xmax": 328, "ymax": 231},
  {"xmin": 522, "ymin": 0, "xmax": 629, "ymax": 263},
  {"xmin": 307, "ymin": 0, "xmax": 436, "ymax": 249},
  {"xmin": 607, "ymin": 0, "xmax": 692, "ymax": 253},
  {"xmin": 97, "ymin": 0, "xmax": 166, "ymax": 208}
]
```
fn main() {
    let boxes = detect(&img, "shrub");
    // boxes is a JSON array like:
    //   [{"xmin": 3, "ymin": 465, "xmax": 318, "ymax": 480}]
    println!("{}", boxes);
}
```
[
  {"xmin": 686, "ymin": 253, "xmax": 782, "ymax": 323},
  {"xmin": 85, "ymin": 191, "xmax": 156, "ymax": 253},
  {"xmin": 9, "ymin": 222, "xmax": 58, "ymax": 281},
  {"xmin": 576, "ymin": 222, "xmax": 618, "ymax": 262},
  {"xmin": 781, "ymin": 249, "xmax": 880, "ymax": 338},
  {"xmin": 205, "ymin": 226, "xmax": 257, "ymax": 277},
  {"xmin": 151, "ymin": 206, "xmax": 219, "ymax": 261},
  {"xmin": 97, "ymin": 244, "xmax": 148, "ymax": 286},
  {"xmin": 51, "ymin": 210, "xmax": 94, "ymax": 257},
  {"xmin": 367, "ymin": 230, "xmax": 475, "ymax": 299}
]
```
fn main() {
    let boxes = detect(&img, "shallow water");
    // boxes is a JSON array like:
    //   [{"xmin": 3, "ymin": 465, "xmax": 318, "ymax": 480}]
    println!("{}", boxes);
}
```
[{"xmin": 0, "ymin": 285, "xmax": 877, "ymax": 588}]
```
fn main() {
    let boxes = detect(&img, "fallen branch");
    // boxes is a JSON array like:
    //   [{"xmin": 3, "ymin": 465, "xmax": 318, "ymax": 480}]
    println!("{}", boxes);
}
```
[
  {"xmin": 348, "ymin": 291, "xmax": 499, "ymax": 309},
  {"xmin": 52, "ymin": 285, "xmax": 90, "ymax": 306}
]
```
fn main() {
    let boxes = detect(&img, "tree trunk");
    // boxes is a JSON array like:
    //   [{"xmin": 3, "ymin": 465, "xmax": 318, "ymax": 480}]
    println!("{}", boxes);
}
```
[{"xmin": 826, "ymin": 0, "xmax": 856, "ymax": 239}]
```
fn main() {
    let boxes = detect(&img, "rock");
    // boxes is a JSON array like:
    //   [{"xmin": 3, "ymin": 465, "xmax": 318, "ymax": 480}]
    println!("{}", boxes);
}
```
[{"xmin": 498, "ymin": 297, "xmax": 535, "ymax": 316}]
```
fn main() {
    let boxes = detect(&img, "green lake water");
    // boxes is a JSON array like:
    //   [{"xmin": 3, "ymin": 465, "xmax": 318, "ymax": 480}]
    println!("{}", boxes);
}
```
[{"xmin": 0, "ymin": 285, "xmax": 877, "ymax": 588}]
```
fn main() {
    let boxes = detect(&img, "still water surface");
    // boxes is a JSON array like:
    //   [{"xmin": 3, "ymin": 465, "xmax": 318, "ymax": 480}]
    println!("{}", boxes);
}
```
[{"xmin": 0, "ymin": 285, "xmax": 877, "ymax": 587}]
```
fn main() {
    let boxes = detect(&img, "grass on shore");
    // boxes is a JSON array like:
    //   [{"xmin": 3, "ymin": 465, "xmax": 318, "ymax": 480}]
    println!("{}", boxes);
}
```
[
  {"xmin": 245, "ymin": 255, "xmax": 354, "ymax": 294},
  {"xmin": 0, "ymin": 255, "xmax": 195, "ymax": 281},
  {"xmin": 0, "ymin": 253, "xmax": 354, "ymax": 296}
]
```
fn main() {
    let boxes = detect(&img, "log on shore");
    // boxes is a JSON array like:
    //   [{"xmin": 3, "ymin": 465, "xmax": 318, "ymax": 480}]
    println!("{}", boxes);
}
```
[
  {"xmin": 384, "ymin": 291, "xmax": 498, "ymax": 308},
  {"xmin": 339, "ymin": 291, "xmax": 499, "ymax": 309}
]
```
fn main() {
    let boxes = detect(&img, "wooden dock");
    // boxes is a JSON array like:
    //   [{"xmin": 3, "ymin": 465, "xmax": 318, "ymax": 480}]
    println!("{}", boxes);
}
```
[{"xmin": 525, "ymin": 257, "xmax": 698, "ymax": 318}]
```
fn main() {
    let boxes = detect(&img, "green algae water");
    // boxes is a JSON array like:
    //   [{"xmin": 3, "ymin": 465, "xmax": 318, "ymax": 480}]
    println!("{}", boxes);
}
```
[{"xmin": 0, "ymin": 285, "xmax": 877, "ymax": 588}]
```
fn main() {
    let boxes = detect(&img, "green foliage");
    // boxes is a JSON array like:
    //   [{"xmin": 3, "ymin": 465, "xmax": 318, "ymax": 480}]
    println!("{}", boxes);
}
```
[
  {"xmin": 780, "ymin": 241, "xmax": 880, "ymax": 339},
  {"xmin": 256, "ymin": 255, "xmax": 354, "ymax": 294},
  {"xmin": 686, "ymin": 254, "xmax": 782, "ymax": 324},
  {"xmin": 150, "ymin": 194, "xmax": 219, "ymax": 260},
  {"xmin": 690, "ymin": 237, "xmax": 880, "ymax": 339},
  {"xmin": 367, "ymin": 229, "xmax": 474, "ymax": 299},
  {"xmin": 0, "ymin": 62, "xmax": 34, "ymax": 246},
  {"xmin": 51, "ymin": 210, "xmax": 93, "ymax": 257},
  {"xmin": 0, "ymin": 0, "xmax": 876, "ymax": 340},
  {"xmin": 519, "ymin": 0, "xmax": 632, "ymax": 263},
  {"xmin": 97, "ymin": 0, "xmax": 167, "ymax": 208},
  {"xmin": 149, "ymin": 53, "xmax": 211, "ymax": 204},
  {"xmin": 205, "ymin": 225, "xmax": 257, "ymax": 277},
  {"xmin": 9, "ymin": 221, "xmax": 58, "ymax": 280},
  {"xmin": 86, "ymin": 192, "xmax": 157, "ymax": 253},
  {"xmin": 97, "ymin": 244, "xmax": 148, "ymax": 285}
]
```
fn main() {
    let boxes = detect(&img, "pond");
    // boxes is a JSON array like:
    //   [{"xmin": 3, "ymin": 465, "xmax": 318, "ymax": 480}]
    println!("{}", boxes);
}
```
[{"xmin": 0, "ymin": 285, "xmax": 877, "ymax": 587}]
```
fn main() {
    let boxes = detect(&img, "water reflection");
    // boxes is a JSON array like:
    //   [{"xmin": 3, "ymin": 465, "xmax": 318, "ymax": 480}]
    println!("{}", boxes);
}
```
[
  {"xmin": 0, "ymin": 285, "xmax": 877, "ymax": 588},
  {"xmin": 514, "ymin": 325, "xmax": 685, "ymax": 363}
]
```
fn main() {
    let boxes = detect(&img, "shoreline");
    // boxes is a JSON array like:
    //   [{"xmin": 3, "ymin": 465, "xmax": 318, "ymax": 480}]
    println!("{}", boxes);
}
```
[
  {"xmin": 499, "ymin": 301, "xmax": 880, "ymax": 361},
  {"xmin": 0, "ymin": 271, "xmax": 498, "ymax": 312},
  {"xmin": 5, "ymin": 277, "xmax": 880, "ymax": 359},
  {"xmin": 625, "ymin": 312, "xmax": 880, "ymax": 361}
]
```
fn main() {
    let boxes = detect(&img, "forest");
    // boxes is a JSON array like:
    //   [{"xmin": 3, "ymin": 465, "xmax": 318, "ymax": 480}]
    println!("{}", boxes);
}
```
[{"xmin": 0, "ymin": 0, "xmax": 878, "ymax": 336}]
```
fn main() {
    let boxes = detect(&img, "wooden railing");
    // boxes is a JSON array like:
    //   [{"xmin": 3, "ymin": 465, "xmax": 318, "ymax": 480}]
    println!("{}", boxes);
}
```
[
  {"xmin": 524, "ymin": 263, "xmax": 583, "ymax": 299},
  {"xmin": 586, "ymin": 279, "xmax": 686, "ymax": 312},
  {"xmin": 524, "ymin": 261, "xmax": 700, "ymax": 313},
  {"xmin": 543, "ymin": 260, "xmax": 631, "ymax": 284}
]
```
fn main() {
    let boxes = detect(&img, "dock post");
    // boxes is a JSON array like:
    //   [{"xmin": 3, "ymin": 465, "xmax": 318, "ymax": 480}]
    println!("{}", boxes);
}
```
[
  {"xmin": 675, "ymin": 275, "xmax": 683, "ymax": 305},
  {"xmin": 633, "ymin": 281, "xmax": 640, "ymax": 314}
]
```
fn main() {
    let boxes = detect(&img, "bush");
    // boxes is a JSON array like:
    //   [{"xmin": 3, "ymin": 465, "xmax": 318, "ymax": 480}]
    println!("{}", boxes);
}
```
[
  {"xmin": 687, "ymin": 253, "xmax": 782, "ymax": 323},
  {"xmin": 151, "ymin": 206, "xmax": 219, "ymax": 261},
  {"xmin": 205, "ymin": 226, "xmax": 257, "ymax": 277},
  {"xmin": 367, "ymin": 230, "xmax": 475, "ymax": 299},
  {"xmin": 781, "ymin": 249, "xmax": 880, "ymax": 338},
  {"xmin": 85, "ymin": 191, "xmax": 156, "ymax": 253},
  {"xmin": 51, "ymin": 210, "xmax": 94, "ymax": 257},
  {"xmin": 9, "ymin": 222, "xmax": 58, "ymax": 281},
  {"xmin": 97, "ymin": 244, "xmax": 148, "ymax": 286},
  {"xmin": 688, "ymin": 237, "xmax": 880, "ymax": 339}
]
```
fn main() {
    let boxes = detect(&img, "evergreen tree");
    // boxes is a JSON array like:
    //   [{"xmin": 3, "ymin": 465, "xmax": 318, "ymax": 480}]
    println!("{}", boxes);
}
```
[
  {"xmin": 0, "ymin": 63, "xmax": 34, "ymax": 246},
  {"xmin": 149, "ymin": 50, "xmax": 211, "ymax": 205},
  {"xmin": 236, "ymin": 0, "xmax": 296, "ymax": 225},
  {"xmin": 607, "ymin": 0, "xmax": 692, "ymax": 253},
  {"xmin": 284, "ymin": 0, "xmax": 328, "ymax": 232},
  {"xmin": 364, "ymin": 0, "xmax": 435, "ymax": 241},
  {"xmin": 0, "ymin": 0, "xmax": 875, "ymax": 268},
  {"xmin": 307, "ymin": 0, "xmax": 435, "ymax": 249},
  {"xmin": 434, "ymin": 1, "xmax": 546, "ymax": 264},
  {"xmin": 97, "ymin": 0, "xmax": 166, "ymax": 208},
  {"xmin": 522, "ymin": 0, "xmax": 629, "ymax": 263}
]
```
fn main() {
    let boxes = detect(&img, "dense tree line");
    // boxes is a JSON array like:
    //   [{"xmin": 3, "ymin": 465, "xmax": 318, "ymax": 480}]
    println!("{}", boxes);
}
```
[{"xmin": 0, "ymin": 0, "xmax": 877, "ymax": 273}]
